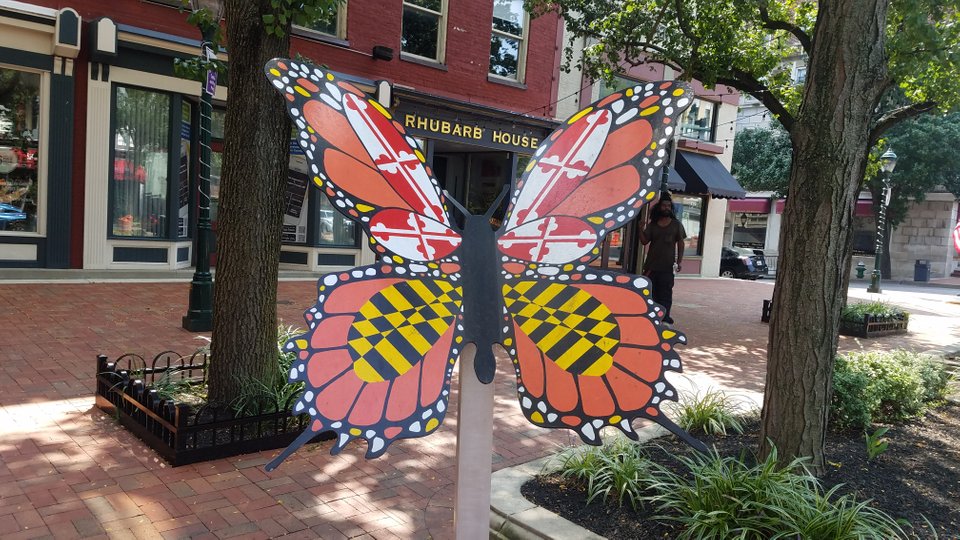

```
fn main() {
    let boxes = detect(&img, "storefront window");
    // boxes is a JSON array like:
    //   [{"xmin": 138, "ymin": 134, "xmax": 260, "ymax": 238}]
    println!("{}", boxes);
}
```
[
  {"xmin": 852, "ymin": 215, "xmax": 876, "ymax": 254},
  {"xmin": 489, "ymin": 0, "xmax": 528, "ymax": 81},
  {"xmin": 732, "ymin": 212, "xmax": 767, "ymax": 249},
  {"xmin": 316, "ymin": 197, "xmax": 358, "ymax": 246},
  {"xmin": 111, "ymin": 86, "xmax": 171, "ymax": 238},
  {"xmin": 402, "ymin": 0, "xmax": 446, "ymax": 61},
  {"xmin": 0, "ymin": 68, "xmax": 41, "ymax": 233},
  {"xmin": 672, "ymin": 194, "xmax": 704, "ymax": 256},
  {"xmin": 178, "ymin": 102, "xmax": 192, "ymax": 238}
]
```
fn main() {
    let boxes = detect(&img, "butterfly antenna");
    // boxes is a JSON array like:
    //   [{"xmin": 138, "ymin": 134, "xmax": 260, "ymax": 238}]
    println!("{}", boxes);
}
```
[
  {"xmin": 655, "ymin": 414, "xmax": 709, "ymax": 453},
  {"xmin": 443, "ymin": 190, "xmax": 470, "ymax": 217},
  {"xmin": 265, "ymin": 427, "xmax": 322, "ymax": 472},
  {"xmin": 483, "ymin": 186, "xmax": 510, "ymax": 220}
]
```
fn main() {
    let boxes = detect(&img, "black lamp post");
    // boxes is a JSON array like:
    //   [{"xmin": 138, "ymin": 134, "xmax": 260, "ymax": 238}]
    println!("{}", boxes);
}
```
[
  {"xmin": 182, "ymin": 0, "xmax": 223, "ymax": 332},
  {"xmin": 867, "ymin": 148, "xmax": 897, "ymax": 294}
]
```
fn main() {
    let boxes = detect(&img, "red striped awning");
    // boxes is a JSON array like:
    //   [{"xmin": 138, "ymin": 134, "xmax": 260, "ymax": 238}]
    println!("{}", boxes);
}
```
[{"xmin": 728, "ymin": 198, "xmax": 771, "ymax": 213}]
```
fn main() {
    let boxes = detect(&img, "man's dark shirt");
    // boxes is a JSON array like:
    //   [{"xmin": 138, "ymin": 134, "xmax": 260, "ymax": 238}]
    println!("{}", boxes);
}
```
[{"xmin": 642, "ymin": 219, "xmax": 686, "ymax": 272}]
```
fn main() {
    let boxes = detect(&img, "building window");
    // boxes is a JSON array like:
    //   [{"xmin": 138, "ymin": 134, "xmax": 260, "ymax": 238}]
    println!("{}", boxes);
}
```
[
  {"xmin": 852, "ymin": 215, "xmax": 876, "ymax": 255},
  {"xmin": 316, "ymin": 197, "xmax": 358, "ymax": 247},
  {"xmin": 794, "ymin": 65, "xmax": 807, "ymax": 85},
  {"xmin": 110, "ymin": 85, "xmax": 172, "ymax": 238},
  {"xmin": 177, "ymin": 102, "xmax": 192, "ymax": 238},
  {"xmin": 0, "ymin": 67, "xmax": 41, "ymax": 234},
  {"xmin": 679, "ymin": 98, "xmax": 717, "ymax": 142},
  {"xmin": 401, "ymin": 0, "xmax": 446, "ymax": 62},
  {"xmin": 489, "ymin": 0, "xmax": 528, "ymax": 81},
  {"xmin": 598, "ymin": 75, "xmax": 638, "ymax": 99},
  {"xmin": 732, "ymin": 212, "xmax": 767, "ymax": 249},
  {"xmin": 671, "ymin": 194, "xmax": 705, "ymax": 257},
  {"xmin": 296, "ymin": 2, "xmax": 346, "ymax": 39}
]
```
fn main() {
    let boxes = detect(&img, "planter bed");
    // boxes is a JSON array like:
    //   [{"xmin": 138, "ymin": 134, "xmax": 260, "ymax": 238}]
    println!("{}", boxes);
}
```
[
  {"xmin": 762, "ymin": 300, "xmax": 909, "ymax": 338},
  {"xmin": 839, "ymin": 314, "xmax": 909, "ymax": 338},
  {"xmin": 95, "ymin": 352, "xmax": 332, "ymax": 466}
]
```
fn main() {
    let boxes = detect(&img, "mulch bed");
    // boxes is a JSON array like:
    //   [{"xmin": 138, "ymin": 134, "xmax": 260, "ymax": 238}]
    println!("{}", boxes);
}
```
[{"xmin": 521, "ymin": 402, "xmax": 960, "ymax": 539}]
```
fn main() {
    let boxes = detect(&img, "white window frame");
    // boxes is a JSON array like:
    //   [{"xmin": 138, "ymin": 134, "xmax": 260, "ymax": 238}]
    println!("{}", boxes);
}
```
[
  {"xmin": 401, "ymin": 0, "xmax": 448, "ymax": 64},
  {"xmin": 0, "ymin": 63, "xmax": 49, "ymax": 238},
  {"xmin": 294, "ymin": 2, "xmax": 348, "ymax": 41},
  {"xmin": 488, "ymin": 2, "xmax": 529, "ymax": 83}
]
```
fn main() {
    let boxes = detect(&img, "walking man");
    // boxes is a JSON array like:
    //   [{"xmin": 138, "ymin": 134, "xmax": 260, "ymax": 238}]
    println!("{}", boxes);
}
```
[{"xmin": 639, "ymin": 192, "xmax": 686, "ymax": 324}]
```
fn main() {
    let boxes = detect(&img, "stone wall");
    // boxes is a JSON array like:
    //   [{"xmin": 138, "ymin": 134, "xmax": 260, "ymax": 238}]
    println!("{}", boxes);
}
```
[{"xmin": 889, "ymin": 198, "xmax": 958, "ymax": 280}]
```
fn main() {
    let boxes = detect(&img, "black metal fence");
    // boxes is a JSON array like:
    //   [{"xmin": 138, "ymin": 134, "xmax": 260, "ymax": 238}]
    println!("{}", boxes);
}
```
[{"xmin": 95, "ymin": 351, "xmax": 331, "ymax": 466}]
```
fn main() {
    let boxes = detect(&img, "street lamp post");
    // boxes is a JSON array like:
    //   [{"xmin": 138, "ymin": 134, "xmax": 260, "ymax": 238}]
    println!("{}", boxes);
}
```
[
  {"xmin": 182, "ymin": 0, "xmax": 223, "ymax": 332},
  {"xmin": 867, "ymin": 148, "xmax": 897, "ymax": 294}
]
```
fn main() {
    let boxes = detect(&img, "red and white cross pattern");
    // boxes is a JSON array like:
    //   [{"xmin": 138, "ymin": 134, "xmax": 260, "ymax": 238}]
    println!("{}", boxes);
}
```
[
  {"xmin": 506, "ymin": 109, "xmax": 612, "ymax": 229},
  {"xmin": 498, "ymin": 216, "xmax": 596, "ymax": 264},
  {"xmin": 369, "ymin": 209, "xmax": 462, "ymax": 261},
  {"xmin": 342, "ymin": 93, "xmax": 448, "ymax": 225}
]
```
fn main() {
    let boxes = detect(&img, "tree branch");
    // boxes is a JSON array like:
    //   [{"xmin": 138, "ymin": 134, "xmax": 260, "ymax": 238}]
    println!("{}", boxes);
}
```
[
  {"xmin": 715, "ymin": 68, "xmax": 796, "ymax": 132},
  {"xmin": 869, "ymin": 101, "xmax": 938, "ymax": 146},
  {"xmin": 757, "ymin": 2, "xmax": 812, "ymax": 54}
]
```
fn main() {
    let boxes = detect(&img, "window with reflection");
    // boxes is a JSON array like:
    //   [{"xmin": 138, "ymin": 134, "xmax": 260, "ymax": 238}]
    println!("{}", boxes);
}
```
[
  {"xmin": 402, "ymin": 0, "xmax": 446, "ymax": 61},
  {"xmin": 671, "ymin": 194, "xmax": 704, "ymax": 256},
  {"xmin": 111, "ymin": 86, "xmax": 171, "ymax": 238},
  {"xmin": 0, "ymin": 67, "xmax": 41, "ymax": 233},
  {"xmin": 489, "ymin": 0, "xmax": 528, "ymax": 81},
  {"xmin": 679, "ymin": 98, "xmax": 716, "ymax": 142},
  {"xmin": 598, "ymin": 75, "xmax": 638, "ymax": 99},
  {"xmin": 297, "ymin": 1, "xmax": 345, "ymax": 38}
]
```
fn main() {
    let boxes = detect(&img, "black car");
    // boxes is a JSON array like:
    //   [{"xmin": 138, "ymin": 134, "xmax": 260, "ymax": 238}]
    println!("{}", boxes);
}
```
[{"xmin": 720, "ymin": 247, "xmax": 768, "ymax": 279}]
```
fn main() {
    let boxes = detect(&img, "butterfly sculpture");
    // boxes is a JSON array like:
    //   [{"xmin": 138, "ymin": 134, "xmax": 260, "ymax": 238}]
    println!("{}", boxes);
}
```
[{"xmin": 263, "ymin": 59, "xmax": 707, "ymax": 472}]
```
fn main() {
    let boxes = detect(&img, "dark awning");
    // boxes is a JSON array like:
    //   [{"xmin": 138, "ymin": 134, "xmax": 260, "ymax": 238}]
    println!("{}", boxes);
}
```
[
  {"xmin": 674, "ymin": 151, "xmax": 746, "ymax": 199},
  {"xmin": 660, "ymin": 166, "xmax": 686, "ymax": 192}
]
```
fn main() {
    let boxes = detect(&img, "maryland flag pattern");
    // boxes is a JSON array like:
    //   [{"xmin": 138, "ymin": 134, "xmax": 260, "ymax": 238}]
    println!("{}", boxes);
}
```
[
  {"xmin": 503, "ymin": 281, "xmax": 619, "ymax": 377},
  {"xmin": 348, "ymin": 280, "xmax": 463, "ymax": 383}
]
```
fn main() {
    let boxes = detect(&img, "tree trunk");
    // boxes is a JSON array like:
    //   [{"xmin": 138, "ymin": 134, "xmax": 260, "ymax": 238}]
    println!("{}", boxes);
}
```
[
  {"xmin": 759, "ymin": 0, "xmax": 890, "ymax": 474},
  {"xmin": 207, "ymin": 0, "xmax": 291, "ymax": 406}
]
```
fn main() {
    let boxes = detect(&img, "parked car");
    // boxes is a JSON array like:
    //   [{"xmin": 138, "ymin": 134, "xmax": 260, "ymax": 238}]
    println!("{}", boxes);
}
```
[
  {"xmin": 720, "ymin": 247, "xmax": 768, "ymax": 279},
  {"xmin": 0, "ymin": 202, "xmax": 27, "ymax": 230}
]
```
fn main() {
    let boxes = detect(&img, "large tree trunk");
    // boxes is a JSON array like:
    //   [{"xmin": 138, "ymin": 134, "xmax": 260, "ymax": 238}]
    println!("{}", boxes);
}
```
[
  {"xmin": 207, "ymin": 0, "xmax": 291, "ymax": 406},
  {"xmin": 759, "ymin": 0, "xmax": 890, "ymax": 473}
]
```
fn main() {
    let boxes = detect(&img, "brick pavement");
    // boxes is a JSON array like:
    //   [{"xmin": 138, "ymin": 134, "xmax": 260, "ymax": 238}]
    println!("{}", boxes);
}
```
[{"xmin": 1, "ymin": 277, "xmax": 957, "ymax": 539}]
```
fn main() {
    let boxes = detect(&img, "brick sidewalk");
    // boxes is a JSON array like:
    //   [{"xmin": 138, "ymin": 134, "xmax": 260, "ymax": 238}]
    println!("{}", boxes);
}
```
[{"xmin": 1, "ymin": 278, "xmax": 957, "ymax": 539}]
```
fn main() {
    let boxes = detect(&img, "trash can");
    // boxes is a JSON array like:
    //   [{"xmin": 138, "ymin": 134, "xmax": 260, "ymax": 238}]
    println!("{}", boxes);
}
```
[{"xmin": 914, "ymin": 259, "xmax": 930, "ymax": 282}]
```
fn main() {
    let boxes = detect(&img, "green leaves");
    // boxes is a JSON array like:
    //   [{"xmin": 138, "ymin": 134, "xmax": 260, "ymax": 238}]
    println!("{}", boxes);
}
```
[
  {"xmin": 261, "ymin": 0, "xmax": 342, "ymax": 37},
  {"xmin": 731, "ymin": 124, "xmax": 793, "ymax": 195}
]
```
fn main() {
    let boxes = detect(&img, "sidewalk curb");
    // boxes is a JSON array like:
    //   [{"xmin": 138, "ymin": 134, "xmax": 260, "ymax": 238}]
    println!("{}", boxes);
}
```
[{"xmin": 489, "ymin": 424, "xmax": 668, "ymax": 540}]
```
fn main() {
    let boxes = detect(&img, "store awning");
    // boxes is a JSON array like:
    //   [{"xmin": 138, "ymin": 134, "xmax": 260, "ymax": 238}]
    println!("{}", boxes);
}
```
[
  {"xmin": 674, "ymin": 151, "xmax": 747, "ymax": 199},
  {"xmin": 663, "ymin": 166, "xmax": 687, "ymax": 192},
  {"xmin": 729, "ymin": 198, "xmax": 772, "ymax": 213}
]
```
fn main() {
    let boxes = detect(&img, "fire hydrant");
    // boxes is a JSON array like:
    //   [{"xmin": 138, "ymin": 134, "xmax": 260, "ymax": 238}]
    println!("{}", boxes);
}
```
[{"xmin": 855, "ymin": 261, "xmax": 866, "ymax": 279}]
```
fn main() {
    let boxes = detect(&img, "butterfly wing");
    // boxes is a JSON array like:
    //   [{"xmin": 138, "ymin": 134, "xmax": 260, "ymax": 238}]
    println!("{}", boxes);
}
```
[
  {"xmin": 266, "ymin": 262, "xmax": 465, "ymax": 470},
  {"xmin": 265, "ymin": 59, "xmax": 461, "ymax": 263},
  {"xmin": 497, "ymin": 82, "xmax": 692, "ymax": 265},
  {"xmin": 500, "ymin": 267, "xmax": 700, "ymax": 447}
]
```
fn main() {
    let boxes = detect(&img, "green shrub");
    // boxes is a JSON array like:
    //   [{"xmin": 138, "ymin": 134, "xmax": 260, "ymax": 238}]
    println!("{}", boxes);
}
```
[
  {"xmin": 832, "ymin": 350, "xmax": 951, "ymax": 429},
  {"xmin": 672, "ymin": 388, "xmax": 752, "ymax": 436},
  {"xmin": 840, "ymin": 301, "xmax": 909, "ymax": 323},
  {"xmin": 646, "ymin": 448, "xmax": 908, "ymax": 539},
  {"xmin": 554, "ymin": 436, "xmax": 654, "ymax": 510}
]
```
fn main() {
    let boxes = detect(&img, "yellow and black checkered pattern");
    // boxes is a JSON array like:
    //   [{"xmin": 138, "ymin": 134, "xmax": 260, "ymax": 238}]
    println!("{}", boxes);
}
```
[
  {"xmin": 348, "ymin": 280, "xmax": 462, "ymax": 383},
  {"xmin": 503, "ymin": 281, "xmax": 619, "ymax": 376}
]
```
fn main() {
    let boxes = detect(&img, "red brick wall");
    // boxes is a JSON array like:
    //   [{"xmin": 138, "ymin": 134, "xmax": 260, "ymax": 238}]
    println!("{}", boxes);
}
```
[
  {"xmin": 32, "ymin": 0, "xmax": 560, "ymax": 118},
  {"xmin": 290, "ymin": 0, "xmax": 560, "ymax": 117}
]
